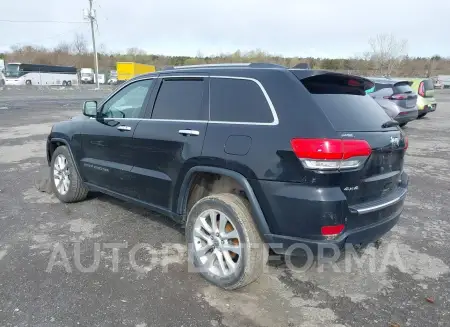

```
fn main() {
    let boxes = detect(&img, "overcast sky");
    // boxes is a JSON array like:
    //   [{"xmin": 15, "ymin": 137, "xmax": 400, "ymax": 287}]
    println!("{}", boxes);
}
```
[{"xmin": 1, "ymin": 0, "xmax": 449, "ymax": 58}]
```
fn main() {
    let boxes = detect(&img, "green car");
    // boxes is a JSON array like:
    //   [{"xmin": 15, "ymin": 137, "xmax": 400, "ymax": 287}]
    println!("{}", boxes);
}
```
[{"xmin": 407, "ymin": 78, "xmax": 437, "ymax": 118}]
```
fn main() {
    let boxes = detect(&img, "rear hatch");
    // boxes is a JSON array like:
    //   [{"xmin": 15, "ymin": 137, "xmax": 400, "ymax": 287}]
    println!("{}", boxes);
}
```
[
  {"xmin": 291, "ymin": 72, "xmax": 408, "ymax": 216},
  {"xmin": 388, "ymin": 81, "xmax": 418, "ymax": 110}
]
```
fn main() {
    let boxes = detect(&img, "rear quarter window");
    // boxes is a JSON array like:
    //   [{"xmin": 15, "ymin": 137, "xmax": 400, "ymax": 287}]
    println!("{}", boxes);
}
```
[{"xmin": 209, "ymin": 77, "xmax": 274, "ymax": 123}]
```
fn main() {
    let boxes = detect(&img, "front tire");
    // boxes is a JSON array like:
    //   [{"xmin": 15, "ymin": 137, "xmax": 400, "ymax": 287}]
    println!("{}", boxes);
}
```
[
  {"xmin": 399, "ymin": 122, "xmax": 407, "ymax": 127},
  {"xmin": 186, "ymin": 193, "xmax": 267, "ymax": 290},
  {"xmin": 50, "ymin": 146, "xmax": 88, "ymax": 203},
  {"xmin": 418, "ymin": 113, "xmax": 427, "ymax": 119},
  {"xmin": 25, "ymin": 80, "xmax": 32, "ymax": 85}
]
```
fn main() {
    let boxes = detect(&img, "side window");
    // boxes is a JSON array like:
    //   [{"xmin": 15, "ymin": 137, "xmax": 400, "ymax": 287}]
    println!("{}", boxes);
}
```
[
  {"xmin": 101, "ymin": 79, "xmax": 153, "ymax": 119},
  {"xmin": 151, "ymin": 78, "xmax": 206, "ymax": 120},
  {"xmin": 210, "ymin": 78, "xmax": 273, "ymax": 123}
]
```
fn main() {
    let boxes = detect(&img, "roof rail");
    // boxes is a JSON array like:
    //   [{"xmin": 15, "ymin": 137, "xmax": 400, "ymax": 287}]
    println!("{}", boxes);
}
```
[{"xmin": 161, "ymin": 63, "xmax": 286, "ymax": 70}]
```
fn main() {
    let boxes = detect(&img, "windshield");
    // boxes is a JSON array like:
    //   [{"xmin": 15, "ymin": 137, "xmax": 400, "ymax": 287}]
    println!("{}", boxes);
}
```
[{"xmin": 5, "ymin": 64, "xmax": 20, "ymax": 77}]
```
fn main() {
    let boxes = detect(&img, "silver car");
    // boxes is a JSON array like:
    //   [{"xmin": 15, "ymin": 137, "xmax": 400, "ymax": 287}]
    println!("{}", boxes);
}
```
[{"xmin": 367, "ymin": 78, "xmax": 418, "ymax": 127}]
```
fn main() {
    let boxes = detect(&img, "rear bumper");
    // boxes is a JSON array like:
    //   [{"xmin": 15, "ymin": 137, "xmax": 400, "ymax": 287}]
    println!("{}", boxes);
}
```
[
  {"xmin": 423, "ymin": 103, "xmax": 437, "ymax": 113},
  {"xmin": 266, "ymin": 208, "xmax": 401, "ymax": 256},
  {"xmin": 419, "ymin": 102, "xmax": 437, "ymax": 113},
  {"xmin": 254, "ymin": 172, "xmax": 408, "ymax": 256},
  {"xmin": 394, "ymin": 110, "xmax": 418, "ymax": 124}
]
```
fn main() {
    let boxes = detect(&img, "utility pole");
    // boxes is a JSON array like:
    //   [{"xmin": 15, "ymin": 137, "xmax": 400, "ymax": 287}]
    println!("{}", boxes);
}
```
[{"xmin": 85, "ymin": 0, "xmax": 99, "ymax": 89}]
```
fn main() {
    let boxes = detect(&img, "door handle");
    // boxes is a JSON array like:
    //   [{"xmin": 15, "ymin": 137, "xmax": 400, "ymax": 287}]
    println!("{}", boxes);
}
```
[
  {"xmin": 117, "ymin": 125, "xmax": 132, "ymax": 131},
  {"xmin": 178, "ymin": 129, "xmax": 200, "ymax": 136}
]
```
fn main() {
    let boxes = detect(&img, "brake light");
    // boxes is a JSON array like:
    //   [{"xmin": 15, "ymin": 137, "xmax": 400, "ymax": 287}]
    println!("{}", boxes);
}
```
[
  {"xmin": 348, "ymin": 79, "xmax": 361, "ymax": 87},
  {"xmin": 321, "ymin": 224, "xmax": 345, "ymax": 236},
  {"xmin": 384, "ymin": 94, "xmax": 407, "ymax": 100},
  {"xmin": 290, "ymin": 138, "xmax": 372, "ymax": 170},
  {"xmin": 418, "ymin": 82, "xmax": 425, "ymax": 97}
]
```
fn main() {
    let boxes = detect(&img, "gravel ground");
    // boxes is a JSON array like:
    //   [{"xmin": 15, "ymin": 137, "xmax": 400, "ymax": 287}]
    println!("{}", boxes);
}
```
[{"xmin": 0, "ymin": 86, "xmax": 449, "ymax": 327}]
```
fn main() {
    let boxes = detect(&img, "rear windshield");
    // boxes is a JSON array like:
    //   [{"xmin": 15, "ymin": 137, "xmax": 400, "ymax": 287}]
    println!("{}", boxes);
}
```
[
  {"xmin": 423, "ymin": 79, "xmax": 434, "ymax": 90},
  {"xmin": 299, "ymin": 73, "xmax": 392, "ymax": 132},
  {"xmin": 393, "ymin": 82, "xmax": 413, "ymax": 94}
]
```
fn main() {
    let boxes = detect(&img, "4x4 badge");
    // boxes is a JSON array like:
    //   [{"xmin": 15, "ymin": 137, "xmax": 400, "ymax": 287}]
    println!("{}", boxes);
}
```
[{"xmin": 390, "ymin": 136, "xmax": 400, "ymax": 147}]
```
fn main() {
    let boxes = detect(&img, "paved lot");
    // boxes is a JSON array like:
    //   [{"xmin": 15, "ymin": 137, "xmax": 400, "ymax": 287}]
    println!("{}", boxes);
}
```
[{"xmin": 0, "ymin": 86, "xmax": 449, "ymax": 327}]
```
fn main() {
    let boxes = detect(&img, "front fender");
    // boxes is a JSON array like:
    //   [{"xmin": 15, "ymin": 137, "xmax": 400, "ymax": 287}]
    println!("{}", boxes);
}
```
[{"xmin": 48, "ymin": 119, "xmax": 85, "ymax": 179}]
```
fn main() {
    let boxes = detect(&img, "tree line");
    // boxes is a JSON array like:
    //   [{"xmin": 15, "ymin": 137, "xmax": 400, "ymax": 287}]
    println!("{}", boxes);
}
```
[{"xmin": 2, "ymin": 33, "xmax": 449, "ymax": 77}]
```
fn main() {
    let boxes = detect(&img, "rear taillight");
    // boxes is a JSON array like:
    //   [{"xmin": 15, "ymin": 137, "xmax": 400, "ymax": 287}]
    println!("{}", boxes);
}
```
[
  {"xmin": 290, "ymin": 138, "xmax": 372, "ymax": 171},
  {"xmin": 418, "ymin": 82, "xmax": 425, "ymax": 97},
  {"xmin": 321, "ymin": 224, "xmax": 345, "ymax": 236},
  {"xmin": 383, "ymin": 94, "xmax": 407, "ymax": 100}
]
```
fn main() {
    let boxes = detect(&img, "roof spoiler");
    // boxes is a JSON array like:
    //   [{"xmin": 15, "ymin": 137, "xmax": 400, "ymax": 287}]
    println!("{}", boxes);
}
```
[
  {"xmin": 292, "ymin": 70, "xmax": 375, "ymax": 92},
  {"xmin": 394, "ymin": 80, "xmax": 414, "ymax": 86}
]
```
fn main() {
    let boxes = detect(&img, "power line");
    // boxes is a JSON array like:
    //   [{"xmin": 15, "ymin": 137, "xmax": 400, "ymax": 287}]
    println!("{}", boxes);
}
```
[{"xmin": 0, "ymin": 19, "xmax": 87, "ymax": 24}]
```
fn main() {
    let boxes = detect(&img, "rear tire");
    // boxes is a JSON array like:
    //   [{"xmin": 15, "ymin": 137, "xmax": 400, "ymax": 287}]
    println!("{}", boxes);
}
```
[
  {"xmin": 62, "ymin": 81, "xmax": 67, "ymax": 86},
  {"xmin": 185, "ymin": 193, "xmax": 267, "ymax": 290},
  {"xmin": 399, "ymin": 123, "xmax": 407, "ymax": 127},
  {"xmin": 50, "ymin": 146, "xmax": 88, "ymax": 203},
  {"xmin": 67, "ymin": 81, "xmax": 72, "ymax": 86},
  {"xmin": 418, "ymin": 113, "xmax": 427, "ymax": 119},
  {"xmin": 25, "ymin": 80, "xmax": 32, "ymax": 85}
]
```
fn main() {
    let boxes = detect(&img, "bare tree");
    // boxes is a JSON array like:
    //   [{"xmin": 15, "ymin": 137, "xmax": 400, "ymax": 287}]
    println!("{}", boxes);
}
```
[
  {"xmin": 55, "ymin": 42, "xmax": 71, "ymax": 54},
  {"xmin": 72, "ymin": 33, "xmax": 88, "ymax": 55},
  {"xmin": 368, "ymin": 34, "xmax": 408, "ymax": 76}
]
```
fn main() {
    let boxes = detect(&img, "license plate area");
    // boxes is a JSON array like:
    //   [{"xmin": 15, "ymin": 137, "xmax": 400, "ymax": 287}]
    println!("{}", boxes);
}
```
[{"xmin": 406, "ymin": 99, "xmax": 416, "ymax": 108}]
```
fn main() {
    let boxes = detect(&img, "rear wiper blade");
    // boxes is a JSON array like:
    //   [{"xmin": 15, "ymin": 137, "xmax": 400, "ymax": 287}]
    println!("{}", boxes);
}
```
[{"xmin": 381, "ymin": 120, "xmax": 399, "ymax": 128}]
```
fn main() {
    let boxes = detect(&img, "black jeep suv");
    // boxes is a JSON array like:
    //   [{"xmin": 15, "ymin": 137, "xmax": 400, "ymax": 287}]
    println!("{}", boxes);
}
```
[{"xmin": 46, "ymin": 63, "xmax": 409, "ymax": 289}]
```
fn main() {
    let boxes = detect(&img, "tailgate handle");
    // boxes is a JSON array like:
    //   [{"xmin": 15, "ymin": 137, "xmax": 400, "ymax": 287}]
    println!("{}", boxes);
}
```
[{"xmin": 178, "ymin": 129, "xmax": 200, "ymax": 136}]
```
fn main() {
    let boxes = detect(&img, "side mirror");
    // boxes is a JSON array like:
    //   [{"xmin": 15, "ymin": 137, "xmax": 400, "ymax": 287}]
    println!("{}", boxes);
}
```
[{"xmin": 83, "ymin": 101, "xmax": 97, "ymax": 117}]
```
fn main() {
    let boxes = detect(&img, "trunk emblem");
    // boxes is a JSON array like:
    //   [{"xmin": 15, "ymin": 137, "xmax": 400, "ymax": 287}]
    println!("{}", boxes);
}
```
[{"xmin": 390, "ymin": 136, "xmax": 400, "ymax": 147}]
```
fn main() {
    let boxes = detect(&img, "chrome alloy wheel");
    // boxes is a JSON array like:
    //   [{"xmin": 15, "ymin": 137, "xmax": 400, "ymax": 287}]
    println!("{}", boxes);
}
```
[
  {"xmin": 53, "ymin": 154, "xmax": 70, "ymax": 195},
  {"xmin": 193, "ymin": 209, "xmax": 242, "ymax": 277}
]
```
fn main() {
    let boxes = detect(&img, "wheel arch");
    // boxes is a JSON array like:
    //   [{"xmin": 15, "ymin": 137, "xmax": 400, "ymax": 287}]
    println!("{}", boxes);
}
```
[
  {"xmin": 49, "ymin": 137, "xmax": 83, "ymax": 180},
  {"xmin": 177, "ymin": 166, "xmax": 271, "ymax": 237}
]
